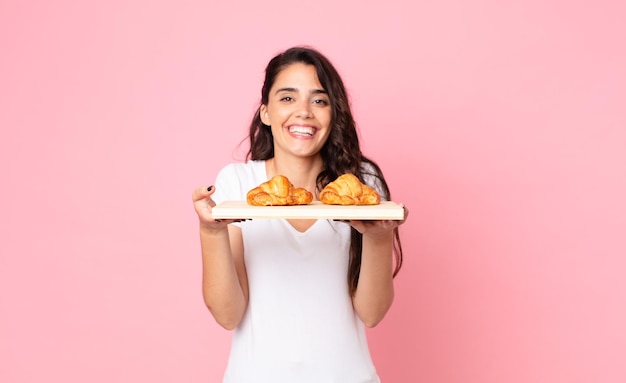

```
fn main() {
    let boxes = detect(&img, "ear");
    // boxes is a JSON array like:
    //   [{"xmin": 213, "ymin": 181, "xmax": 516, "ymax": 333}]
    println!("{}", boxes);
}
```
[{"xmin": 259, "ymin": 105, "xmax": 270, "ymax": 126}]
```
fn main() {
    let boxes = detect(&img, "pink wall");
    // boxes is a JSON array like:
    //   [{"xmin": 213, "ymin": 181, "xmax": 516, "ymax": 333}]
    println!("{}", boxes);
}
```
[{"xmin": 1, "ymin": 0, "xmax": 625, "ymax": 382}]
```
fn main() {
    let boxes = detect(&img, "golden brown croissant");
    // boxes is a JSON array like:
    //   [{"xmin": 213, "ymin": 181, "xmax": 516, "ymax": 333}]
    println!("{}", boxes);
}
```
[
  {"xmin": 319, "ymin": 173, "xmax": 381, "ymax": 205},
  {"xmin": 247, "ymin": 175, "xmax": 313, "ymax": 206}
]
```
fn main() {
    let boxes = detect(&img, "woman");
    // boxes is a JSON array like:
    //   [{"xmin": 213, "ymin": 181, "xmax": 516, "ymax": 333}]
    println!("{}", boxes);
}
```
[{"xmin": 191, "ymin": 46, "xmax": 408, "ymax": 382}]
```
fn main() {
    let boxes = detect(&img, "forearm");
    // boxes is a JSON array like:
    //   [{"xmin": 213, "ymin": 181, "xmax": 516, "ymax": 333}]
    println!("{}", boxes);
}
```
[
  {"xmin": 352, "ymin": 231, "xmax": 395, "ymax": 327},
  {"xmin": 200, "ymin": 225, "xmax": 247, "ymax": 329}
]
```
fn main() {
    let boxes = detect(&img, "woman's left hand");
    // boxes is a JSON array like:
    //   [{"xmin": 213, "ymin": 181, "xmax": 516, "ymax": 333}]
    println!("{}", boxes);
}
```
[{"xmin": 344, "ymin": 204, "xmax": 409, "ymax": 236}]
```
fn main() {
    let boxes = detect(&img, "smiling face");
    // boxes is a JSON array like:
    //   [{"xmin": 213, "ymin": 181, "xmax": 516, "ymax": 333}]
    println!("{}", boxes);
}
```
[{"xmin": 260, "ymin": 63, "xmax": 332, "ymax": 161}]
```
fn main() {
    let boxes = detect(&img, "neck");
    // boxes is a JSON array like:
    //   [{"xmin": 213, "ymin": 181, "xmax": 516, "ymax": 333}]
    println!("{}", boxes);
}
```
[{"xmin": 266, "ymin": 155, "xmax": 323, "ymax": 192}]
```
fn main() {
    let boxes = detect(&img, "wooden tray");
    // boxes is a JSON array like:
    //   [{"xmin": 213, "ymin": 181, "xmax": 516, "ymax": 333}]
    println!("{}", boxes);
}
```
[{"xmin": 212, "ymin": 201, "xmax": 405, "ymax": 220}]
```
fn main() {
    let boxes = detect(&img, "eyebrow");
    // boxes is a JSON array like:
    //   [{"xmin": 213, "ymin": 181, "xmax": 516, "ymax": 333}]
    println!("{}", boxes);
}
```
[{"xmin": 274, "ymin": 87, "xmax": 328, "ymax": 95}]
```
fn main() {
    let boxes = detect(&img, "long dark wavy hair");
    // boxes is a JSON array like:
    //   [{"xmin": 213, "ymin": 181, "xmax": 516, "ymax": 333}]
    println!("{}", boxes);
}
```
[{"xmin": 246, "ymin": 46, "xmax": 403, "ymax": 295}]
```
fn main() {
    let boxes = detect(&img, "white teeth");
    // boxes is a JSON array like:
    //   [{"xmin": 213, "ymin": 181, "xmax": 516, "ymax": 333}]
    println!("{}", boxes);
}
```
[{"xmin": 288, "ymin": 126, "xmax": 314, "ymax": 136}]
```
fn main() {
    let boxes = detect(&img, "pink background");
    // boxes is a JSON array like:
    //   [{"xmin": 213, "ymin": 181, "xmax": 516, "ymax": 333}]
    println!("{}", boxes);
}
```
[{"xmin": 1, "ymin": 0, "xmax": 625, "ymax": 382}]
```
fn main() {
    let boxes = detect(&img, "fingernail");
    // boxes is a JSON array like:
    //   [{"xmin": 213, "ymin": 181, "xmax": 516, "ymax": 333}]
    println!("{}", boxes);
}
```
[{"xmin": 207, "ymin": 186, "xmax": 213, "ymax": 192}]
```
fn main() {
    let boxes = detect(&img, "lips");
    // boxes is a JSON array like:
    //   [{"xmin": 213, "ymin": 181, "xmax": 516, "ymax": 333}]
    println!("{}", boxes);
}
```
[{"xmin": 287, "ymin": 125, "xmax": 316, "ymax": 137}]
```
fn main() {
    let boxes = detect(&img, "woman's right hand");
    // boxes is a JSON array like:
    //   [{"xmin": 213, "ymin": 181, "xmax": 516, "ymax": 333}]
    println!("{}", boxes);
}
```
[{"xmin": 191, "ymin": 185, "xmax": 232, "ymax": 232}]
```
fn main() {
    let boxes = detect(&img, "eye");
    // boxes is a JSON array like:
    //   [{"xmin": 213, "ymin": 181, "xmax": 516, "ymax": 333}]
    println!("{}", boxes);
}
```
[
  {"xmin": 280, "ymin": 96, "xmax": 294, "ymax": 102},
  {"xmin": 312, "ymin": 98, "xmax": 329, "ymax": 106}
]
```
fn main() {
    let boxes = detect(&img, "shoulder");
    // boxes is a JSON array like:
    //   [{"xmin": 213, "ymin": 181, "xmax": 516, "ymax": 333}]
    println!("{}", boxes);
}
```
[
  {"xmin": 360, "ymin": 161, "xmax": 388, "ymax": 201},
  {"xmin": 213, "ymin": 160, "xmax": 266, "ymax": 203},
  {"xmin": 217, "ymin": 160, "xmax": 266, "ymax": 182}
]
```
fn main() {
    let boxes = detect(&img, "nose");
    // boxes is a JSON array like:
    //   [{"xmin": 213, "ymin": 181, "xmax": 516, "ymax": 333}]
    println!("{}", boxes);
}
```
[{"xmin": 295, "ymin": 100, "xmax": 313, "ymax": 118}]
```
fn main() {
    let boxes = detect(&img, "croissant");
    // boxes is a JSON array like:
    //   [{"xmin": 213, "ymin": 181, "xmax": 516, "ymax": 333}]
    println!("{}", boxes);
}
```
[
  {"xmin": 247, "ymin": 175, "xmax": 313, "ymax": 206},
  {"xmin": 319, "ymin": 173, "xmax": 381, "ymax": 205}
]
